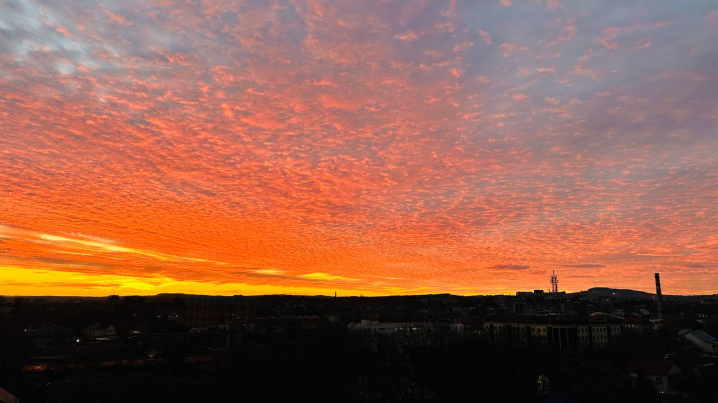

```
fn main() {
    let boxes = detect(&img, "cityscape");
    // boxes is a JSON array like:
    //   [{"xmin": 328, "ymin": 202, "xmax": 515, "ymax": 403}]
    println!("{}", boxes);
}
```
[
  {"xmin": 1, "ymin": 272, "xmax": 717, "ymax": 402},
  {"xmin": 1, "ymin": 0, "xmax": 717, "ymax": 401}
]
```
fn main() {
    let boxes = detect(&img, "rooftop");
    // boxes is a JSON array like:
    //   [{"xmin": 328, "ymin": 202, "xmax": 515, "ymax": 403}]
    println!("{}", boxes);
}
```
[
  {"xmin": 627, "ymin": 359, "xmax": 679, "ymax": 377},
  {"xmin": 679, "ymin": 329, "xmax": 718, "ymax": 344},
  {"xmin": 484, "ymin": 313, "xmax": 624, "ymax": 325}
]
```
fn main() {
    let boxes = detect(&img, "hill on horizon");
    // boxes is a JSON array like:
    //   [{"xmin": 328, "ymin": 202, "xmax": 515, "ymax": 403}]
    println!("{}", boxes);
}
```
[{"xmin": 573, "ymin": 287, "xmax": 655, "ymax": 299}]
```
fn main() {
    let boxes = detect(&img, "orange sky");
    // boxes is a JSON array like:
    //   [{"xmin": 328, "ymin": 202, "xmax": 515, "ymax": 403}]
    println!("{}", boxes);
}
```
[{"xmin": 1, "ymin": 0, "xmax": 717, "ymax": 296}]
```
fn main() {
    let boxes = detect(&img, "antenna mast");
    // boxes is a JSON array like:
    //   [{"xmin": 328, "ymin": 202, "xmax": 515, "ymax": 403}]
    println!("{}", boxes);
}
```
[{"xmin": 550, "ymin": 270, "xmax": 559, "ymax": 293}]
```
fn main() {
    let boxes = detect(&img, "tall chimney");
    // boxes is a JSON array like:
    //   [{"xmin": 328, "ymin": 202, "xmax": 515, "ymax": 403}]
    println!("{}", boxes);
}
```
[{"xmin": 654, "ymin": 273, "xmax": 665, "ymax": 320}]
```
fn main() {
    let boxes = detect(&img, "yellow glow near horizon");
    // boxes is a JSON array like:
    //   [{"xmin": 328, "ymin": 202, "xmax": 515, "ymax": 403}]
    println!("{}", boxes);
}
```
[{"xmin": 0, "ymin": 266, "xmax": 393, "ymax": 297}]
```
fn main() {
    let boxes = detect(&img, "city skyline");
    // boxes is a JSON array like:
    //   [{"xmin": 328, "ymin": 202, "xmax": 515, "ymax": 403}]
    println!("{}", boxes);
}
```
[{"xmin": 1, "ymin": 0, "xmax": 717, "ymax": 297}]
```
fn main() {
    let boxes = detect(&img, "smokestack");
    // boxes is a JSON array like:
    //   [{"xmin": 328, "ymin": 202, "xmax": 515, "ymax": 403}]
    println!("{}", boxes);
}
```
[{"xmin": 655, "ymin": 273, "xmax": 664, "ymax": 320}]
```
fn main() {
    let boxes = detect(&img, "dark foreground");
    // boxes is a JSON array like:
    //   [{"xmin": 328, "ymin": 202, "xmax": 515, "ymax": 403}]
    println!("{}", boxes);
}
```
[{"xmin": 0, "ymin": 293, "xmax": 716, "ymax": 402}]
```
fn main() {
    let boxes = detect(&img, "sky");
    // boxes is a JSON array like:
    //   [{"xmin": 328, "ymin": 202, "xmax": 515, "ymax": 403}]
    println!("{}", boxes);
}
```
[{"xmin": 1, "ymin": 0, "xmax": 717, "ymax": 297}]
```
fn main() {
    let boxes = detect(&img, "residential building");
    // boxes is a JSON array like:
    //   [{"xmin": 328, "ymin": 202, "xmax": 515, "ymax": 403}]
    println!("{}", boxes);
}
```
[
  {"xmin": 347, "ymin": 320, "xmax": 464, "ymax": 333},
  {"xmin": 348, "ymin": 320, "xmax": 413, "ymax": 333},
  {"xmin": 484, "ymin": 313, "xmax": 623, "ymax": 351},
  {"xmin": 628, "ymin": 359, "xmax": 681, "ymax": 394},
  {"xmin": 679, "ymin": 329, "xmax": 718, "ymax": 354},
  {"xmin": 624, "ymin": 316, "xmax": 653, "ymax": 336}
]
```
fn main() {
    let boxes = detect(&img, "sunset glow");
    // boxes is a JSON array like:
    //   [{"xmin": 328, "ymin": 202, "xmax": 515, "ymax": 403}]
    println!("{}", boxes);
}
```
[{"xmin": 1, "ymin": 0, "xmax": 717, "ymax": 296}]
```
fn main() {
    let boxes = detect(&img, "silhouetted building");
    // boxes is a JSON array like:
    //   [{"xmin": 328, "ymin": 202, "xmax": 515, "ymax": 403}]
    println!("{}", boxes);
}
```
[
  {"xmin": 348, "ymin": 320, "xmax": 413, "ymax": 333},
  {"xmin": 347, "ymin": 320, "xmax": 464, "ymax": 333},
  {"xmin": 560, "ymin": 301, "xmax": 577, "ymax": 316},
  {"xmin": 625, "ymin": 316, "xmax": 653, "ymax": 336},
  {"xmin": 185, "ymin": 296, "xmax": 256, "ymax": 327},
  {"xmin": 628, "ymin": 359, "xmax": 681, "ymax": 394},
  {"xmin": 508, "ymin": 302, "xmax": 525, "ymax": 314},
  {"xmin": 678, "ymin": 329, "xmax": 718, "ymax": 353},
  {"xmin": 484, "ymin": 313, "xmax": 623, "ymax": 351},
  {"xmin": 653, "ymin": 316, "xmax": 701, "ymax": 334}
]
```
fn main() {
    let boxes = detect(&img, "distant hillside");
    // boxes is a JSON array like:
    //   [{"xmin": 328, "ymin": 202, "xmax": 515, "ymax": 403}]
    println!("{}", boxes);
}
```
[{"xmin": 572, "ymin": 287, "xmax": 654, "ymax": 299}]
